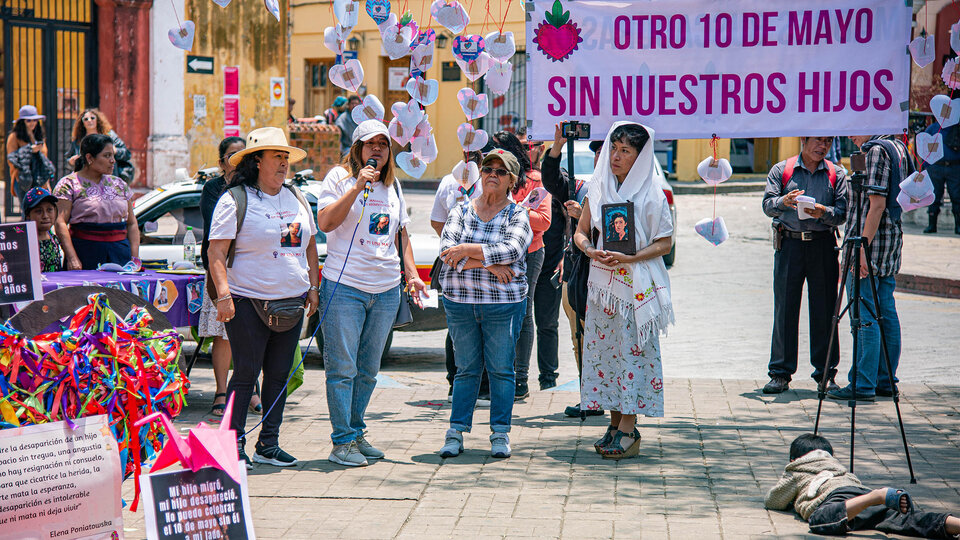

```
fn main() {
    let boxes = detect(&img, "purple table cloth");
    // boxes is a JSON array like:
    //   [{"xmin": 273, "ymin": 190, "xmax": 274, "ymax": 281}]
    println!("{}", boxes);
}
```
[{"xmin": 41, "ymin": 270, "xmax": 204, "ymax": 327}]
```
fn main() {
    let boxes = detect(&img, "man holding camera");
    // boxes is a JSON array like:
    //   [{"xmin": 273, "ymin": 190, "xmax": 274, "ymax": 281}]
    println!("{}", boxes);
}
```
[
  {"xmin": 761, "ymin": 136, "xmax": 848, "ymax": 394},
  {"xmin": 827, "ymin": 135, "xmax": 909, "ymax": 402}
]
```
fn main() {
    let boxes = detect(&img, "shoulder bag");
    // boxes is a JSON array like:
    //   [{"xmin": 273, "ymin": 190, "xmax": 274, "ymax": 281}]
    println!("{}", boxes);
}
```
[{"xmin": 393, "ymin": 181, "xmax": 415, "ymax": 329}]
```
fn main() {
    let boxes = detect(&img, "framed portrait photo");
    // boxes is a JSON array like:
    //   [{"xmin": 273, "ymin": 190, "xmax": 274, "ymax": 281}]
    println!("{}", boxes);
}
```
[{"xmin": 601, "ymin": 202, "xmax": 636, "ymax": 255}]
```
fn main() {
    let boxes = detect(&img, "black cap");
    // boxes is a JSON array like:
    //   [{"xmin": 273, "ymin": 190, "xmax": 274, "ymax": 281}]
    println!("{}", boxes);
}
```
[{"xmin": 588, "ymin": 140, "xmax": 603, "ymax": 153}]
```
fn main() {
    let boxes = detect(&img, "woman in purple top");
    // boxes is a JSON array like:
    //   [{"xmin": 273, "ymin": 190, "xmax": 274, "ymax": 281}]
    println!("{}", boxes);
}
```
[{"xmin": 53, "ymin": 134, "xmax": 139, "ymax": 270}]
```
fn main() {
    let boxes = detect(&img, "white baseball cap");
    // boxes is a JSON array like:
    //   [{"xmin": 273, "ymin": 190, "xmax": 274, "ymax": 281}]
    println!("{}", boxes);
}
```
[{"xmin": 352, "ymin": 119, "xmax": 390, "ymax": 145}]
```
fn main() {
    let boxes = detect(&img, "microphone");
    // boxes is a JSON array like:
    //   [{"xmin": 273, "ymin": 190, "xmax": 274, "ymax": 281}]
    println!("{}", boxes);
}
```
[{"xmin": 363, "ymin": 158, "xmax": 378, "ymax": 199}]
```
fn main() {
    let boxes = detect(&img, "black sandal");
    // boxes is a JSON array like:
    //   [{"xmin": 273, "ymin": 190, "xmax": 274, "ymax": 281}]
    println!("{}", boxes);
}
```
[
  {"xmin": 249, "ymin": 381, "xmax": 263, "ymax": 414},
  {"xmin": 600, "ymin": 429, "xmax": 641, "ymax": 460},
  {"xmin": 594, "ymin": 426, "xmax": 618, "ymax": 454},
  {"xmin": 210, "ymin": 392, "xmax": 227, "ymax": 416}
]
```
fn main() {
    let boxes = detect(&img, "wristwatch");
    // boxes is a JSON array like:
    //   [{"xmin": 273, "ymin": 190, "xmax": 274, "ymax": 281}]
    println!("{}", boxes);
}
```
[{"xmin": 308, "ymin": 285, "xmax": 319, "ymax": 292}]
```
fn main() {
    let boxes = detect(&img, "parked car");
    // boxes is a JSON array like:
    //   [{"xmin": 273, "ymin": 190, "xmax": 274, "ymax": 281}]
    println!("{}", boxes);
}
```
[
  {"xmin": 133, "ymin": 168, "xmax": 445, "ymax": 358},
  {"xmin": 558, "ymin": 141, "xmax": 678, "ymax": 266}
]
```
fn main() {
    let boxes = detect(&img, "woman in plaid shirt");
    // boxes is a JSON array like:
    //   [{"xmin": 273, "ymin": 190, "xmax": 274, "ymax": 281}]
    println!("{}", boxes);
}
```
[{"xmin": 437, "ymin": 149, "xmax": 533, "ymax": 459}]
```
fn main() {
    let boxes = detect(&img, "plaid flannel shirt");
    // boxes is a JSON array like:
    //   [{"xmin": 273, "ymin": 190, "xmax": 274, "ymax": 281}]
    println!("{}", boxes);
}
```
[
  {"xmin": 439, "ymin": 201, "xmax": 532, "ymax": 304},
  {"xmin": 843, "ymin": 136, "xmax": 905, "ymax": 277}
]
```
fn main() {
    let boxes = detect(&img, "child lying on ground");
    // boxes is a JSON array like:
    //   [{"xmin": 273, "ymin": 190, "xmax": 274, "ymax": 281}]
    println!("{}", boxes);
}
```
[{"xmin": 765, "ymin": 433, "xmax": 959, "ymax": 538}]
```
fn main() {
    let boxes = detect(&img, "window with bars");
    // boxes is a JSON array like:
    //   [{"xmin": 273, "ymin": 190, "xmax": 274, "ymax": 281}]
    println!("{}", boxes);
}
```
[{"xmin": 478, "ymin": 51, "xmax": 525, "ymax": 135}]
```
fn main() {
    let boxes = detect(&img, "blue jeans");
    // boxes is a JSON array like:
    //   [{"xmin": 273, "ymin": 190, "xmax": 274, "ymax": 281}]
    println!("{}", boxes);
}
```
[
  {"xmin": 321, "ymin": 279, "xmax": 400, "ymax": 445},
  {"xmin": 443, "ymin": 298, "xmax": 526, "ymax": 433},
  {"xmin": 845, "ymin": 274, "xmax": 900, "ymax": 394}
]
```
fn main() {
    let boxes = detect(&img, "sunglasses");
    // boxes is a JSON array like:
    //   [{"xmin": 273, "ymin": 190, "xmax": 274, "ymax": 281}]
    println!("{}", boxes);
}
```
[
  {"xmin": 481, "ymin": 166, "xmax": 510, "ymax": 177},
  {"xmin": 82, "ymin": 116, "xmax": 97, "ymax": 121},
  {"xmin": 524, "ymin": 142, "xmax": 543, "ymax": 149}
]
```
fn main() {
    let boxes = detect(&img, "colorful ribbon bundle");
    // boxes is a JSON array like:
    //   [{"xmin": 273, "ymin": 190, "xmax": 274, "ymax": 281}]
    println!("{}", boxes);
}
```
[{"xmin": 0, "ymin": 293, "xmax": 188, "ymax": 510}]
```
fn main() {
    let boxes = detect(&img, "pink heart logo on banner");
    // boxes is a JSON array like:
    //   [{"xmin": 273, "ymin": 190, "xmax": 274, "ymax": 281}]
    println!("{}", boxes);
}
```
[
  {"xmin": 457, "ymin": 123, "xmax": 489, "ymax": 151},
  {"xmin": 695, "ymin": 217, "xmax": 729, "ymax": 246},
  {"xmin": 899, "ymin": 170, "xmax": 934, "ymax": 200},
  {"xmin": 324, "ymin": 25, "xmax": 348, "ymax": 55},
  {"xmin": 406, "ymin": 77, "xmax": 439, "ymax": 106},
  {"xmin": 916, "ymin": 132, "xmax": 944, "ymax": 164},
  {"xmin": 485, "ymin": 59, "xmax": 512, "ymax": 95},
  {"xmin": 457, "ymin": 88, "xmax": 489, "ymax": 120},
  {"xmin": 411, "ymin": 133, "xmax": 438, "ymax": 162},
  {"xmin": 456, "ymin": 53, "xmax": 491, "ymax": 82},
  {"xmin": 453, "ymin": 34, "xmax": 485, "ymax": 62},
  {"xmin": 382, "ymin": 24, "xmax": 414, "ymax": 59},
  {"xmin": 351, "ymin": 94, "xmax": 385, "ymax": 123},
  {"xmin": 334, "ymin": 0, "xmax": 360, "ymax": 27},
  {"xmin": 168, "ymin": 21, "xmax": 195, "ymax": 51},
  {"xmin": 365, "ymin": 0, "xmax": 390, "ymax": 24},
  {"xmin": 329, "ymin": 59, "xmax": 365, "ymax": 92},
  {"xmin": 696, "ymin": 157, "xmax": 733, "ymax": 186},
  {"xmin": 430, "ymin": 0, "xmax": 469, "ymax": 34},
  {"xmin": 930, "ymin": 95, "xmax": 960, "ymax": 128},
  {"xmin": 388, "ymin": 117, "xmax": 413, "ymax": 146},
  {"xmin": 484, "ymin": 30, "xmax": 516, "ymax": 61},
  {"xmin": 896, "ymin": 189, "xmax": 935, "ymax": 212},
  {"xmin": 909, "ymin": 34, "xmax": 936, "ymax": 68},
  {"xmin": 411, "ymin": 41, "xmax": 436, "ymax": 73},
  {"xmin": 413, "ymin": 115, "xmax": 431, "ymax": 139},
  {"xmin": 396, "ymin": 151, "xmax": 427, "ymax": 178},
  {"xmin": 212, "ymin": 0, "xmax": 231, "ymax": 8},
  {"xmin": 264, "ymin": 0, "xmax": 280, "ymax": 21},
  {"xmin": 391, "ymin": 99, "xmax": 425, "ymax": 129}
]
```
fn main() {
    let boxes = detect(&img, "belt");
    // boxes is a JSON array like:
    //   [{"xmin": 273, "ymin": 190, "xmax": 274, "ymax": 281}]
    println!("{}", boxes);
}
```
[{"xmin": 782, "ymin": 229, "xmax": 834, "ymax": 241}]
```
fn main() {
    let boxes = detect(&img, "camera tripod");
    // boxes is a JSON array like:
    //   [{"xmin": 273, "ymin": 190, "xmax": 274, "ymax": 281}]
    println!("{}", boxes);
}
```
[{"xmin": 813, "ymin": 154, "xmax": 916, "ymax": 483}]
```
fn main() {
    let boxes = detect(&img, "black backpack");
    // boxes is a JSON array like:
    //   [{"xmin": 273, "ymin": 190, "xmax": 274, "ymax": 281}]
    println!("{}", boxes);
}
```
[{"xmin": 859, "ymin": 138, "xmax": 914, "ymax": 223}]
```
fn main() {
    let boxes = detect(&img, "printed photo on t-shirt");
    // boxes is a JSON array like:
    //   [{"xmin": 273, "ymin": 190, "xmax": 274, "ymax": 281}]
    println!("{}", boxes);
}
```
[
  {"xmin": 369, "ymin": 213, "xmax": 390, "ymax": 235},
  {"xmin": 281, "ymin": 222, "xmax": 303, "ymax": 247}
]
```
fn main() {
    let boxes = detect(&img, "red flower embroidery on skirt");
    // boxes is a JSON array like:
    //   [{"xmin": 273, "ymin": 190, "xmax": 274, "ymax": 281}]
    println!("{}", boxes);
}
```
[
  {"xmin": 650, "ymin": 377, "xmax": 663, "ymax": 391},
  {"xmin": 630, "ymin": 345, "xmax": 642, "ymax": 356}
]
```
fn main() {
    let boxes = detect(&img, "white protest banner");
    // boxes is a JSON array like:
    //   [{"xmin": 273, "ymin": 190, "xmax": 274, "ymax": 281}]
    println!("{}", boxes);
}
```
[
  {"xmin": 0, "ymin": 415, "xmax": 123, "ymax": 540},
  {"xmin": 525, "ymin": 0, "xmax": 911, "ymax": 140}
]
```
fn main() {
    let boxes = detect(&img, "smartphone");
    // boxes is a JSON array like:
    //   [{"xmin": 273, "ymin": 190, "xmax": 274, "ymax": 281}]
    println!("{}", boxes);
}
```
[
  {"xmin": 560, "ymin": 121, "xmax": 591, "ymax": 140},
  {"xmin": 849, "ymin": 152, "xmax": 866, "ymax": 173}
]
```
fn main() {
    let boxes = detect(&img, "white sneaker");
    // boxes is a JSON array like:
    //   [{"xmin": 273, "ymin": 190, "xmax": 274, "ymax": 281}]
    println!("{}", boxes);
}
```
[
  {"xmin": 355, "ymin": 433, "xmax": 385, "ymax": 459},
  {"xmin": 476, "ymin": 393, "xmax": 491, "ymax": 407},
  {"xmin": 439, "ymin": 428, "xmax": 463, "ymax": 458},
  {"xmin": 490, "ymin": 432, "xmax": 511, "ymax": 458},
  {"xmin": 329, "ymin": 441, "xmax": 368, "ymax": 467}
]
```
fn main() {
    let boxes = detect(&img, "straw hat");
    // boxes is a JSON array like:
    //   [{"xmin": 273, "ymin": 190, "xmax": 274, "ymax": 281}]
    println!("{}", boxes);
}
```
[{"xmin": 228, "ymin": 127, "xmax": 307, "ymax": 166}]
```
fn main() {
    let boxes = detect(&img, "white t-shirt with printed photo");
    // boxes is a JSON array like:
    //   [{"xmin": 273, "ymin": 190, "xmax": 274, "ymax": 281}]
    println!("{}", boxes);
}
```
[
  {"xmin": 430, "ymin": 173, "xmax": 483, "ymax": 223},
  {"xmin": 209, "ymin": 185, "xmax": 317, "ymax": 300},
  {"xmin": 317, "ymin": 166, "xmax": 411, "ymax": 294}
]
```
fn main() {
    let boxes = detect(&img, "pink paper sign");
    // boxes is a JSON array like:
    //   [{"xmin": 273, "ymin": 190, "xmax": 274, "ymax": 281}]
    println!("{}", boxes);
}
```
[
  {"xmin": 224, "ymin": 66, "xmax": 239, "ymax": 95},
  {"xmin": 224, "ymin": 128, "xmax": 240, "ymax": 137},
  {"xmin": 224, "ymin": 98, "xmax": 239, "ymax": 126}
]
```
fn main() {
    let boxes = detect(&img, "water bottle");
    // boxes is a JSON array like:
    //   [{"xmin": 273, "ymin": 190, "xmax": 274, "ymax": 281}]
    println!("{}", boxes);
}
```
[{"xmin": 183, "ymin": 226, "xmax": 197, "ymax": 264}]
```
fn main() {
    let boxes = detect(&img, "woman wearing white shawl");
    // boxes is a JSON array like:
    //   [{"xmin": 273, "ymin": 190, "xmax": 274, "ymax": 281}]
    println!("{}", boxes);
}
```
[{"xmin": 572, "ymin": 122, "xmax": 674, "ymax": 459}]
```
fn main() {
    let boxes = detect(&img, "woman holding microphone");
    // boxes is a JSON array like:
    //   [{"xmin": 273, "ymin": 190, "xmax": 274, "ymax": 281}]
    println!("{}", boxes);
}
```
[{"xmin": 316, "ymin": 120, "xmax": 427, "ymax": 467}]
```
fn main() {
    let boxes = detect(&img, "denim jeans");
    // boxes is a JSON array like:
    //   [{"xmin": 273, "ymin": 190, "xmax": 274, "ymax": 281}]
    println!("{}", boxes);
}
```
[
  {"xmin": 845, "ymin": 274, "xmax": 900, "ymax": 395},
  {"xmin": 320, "ymin": 279, "xmax": 400, "ymax": 445},
  {"xmin": 808, "ymin": 486, "xmax": 953, "ymax": 538},
  {"xmin": 514, "ymin": 248, "xmax": 544, "ymax": 385},
  {"xmin": 443, "ymin": 297, "xmax": 526, "ymax": 433}
]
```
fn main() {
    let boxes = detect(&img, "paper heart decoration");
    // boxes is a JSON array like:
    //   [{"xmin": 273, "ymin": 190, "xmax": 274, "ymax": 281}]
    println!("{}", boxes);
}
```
[
  {"xmin": 168, "ymin": 21, "xmax": 195, "ymax": 51},
  {"xmin": 406, "ymin": 77, "xmax": 439, "ymax": 106},
  {"xmin": 351, "ymin": 94, "xmax": 385, "ymax": 123},
  {"xmin": 695, "ymin": 217, "xmax": 729, "ymax": 246},
  {"xmin": 430, "ymin": 0, "xmax": 469, "ymax": 34},
  {"xmin": 942, "ymin": 58, "xmax": 960, "ymax": 90},
  {"xmin": 334, "ymin": 0, "xmax": 360, "ymax": 27},
  {"xmin": 391, "ymin": 99, "xmax": 425, "ymax": 129},
  {"xmin": 365, "ymin": 0, "xmax": 390, "ymax": 24},
  {"xmin": 324, "ymin": 25, "xmax": 348, "ymax": 55},
  {"xmin": 453, "ymin": 34, "xmax": 485, "ymax": 62},
  {"xmin": 382, "ymin": 24, "xmax": 414, "ymax": 59},
  {"xmin": 484, "ymin": 31, "xmax": 516, "ymax": 61},
  {"xmin": 329, "ymin": 59, "xmax": 365, "ymax": 92},
  {"xmin": 485, "ymin": 59, "xmax": 512, "ymax": 95},
  {"xmin": 456, "ymin": 53, "xmax": 491, "ymax": 82},
  {"xmin": 696, "ymin": 156, "xmax": 733, "ymax": 186},
  {"xmin": 909, "ymin": 33, "xmax": 936, "ymax": 68},
  {"xmin": 899, "ymin": 170, "xmax": 934, "ymax": 200},
  {"xmin": 388, "ymin": 117, "xmax": 413, "ymax": 146},
  {"xmin": 457, "ymin": 123, "xmax": 489, "ymax": 151},
  {"xmin": 411, "ymin": 133, "xmax": 438, "ymax": 162},
  {"xmin": 952, "ymin": 22, "xmax": 960, "ymax": 54},
  {"xmin": 412, "ymin": 28, "xmax": 436, "ymax": 49},
  {"xmin": 457, "ymin": 88, "xmax": 489, "ymax": 120},
  {"xmin": 896, "ymin": 189, "xmax": 935, "ymax": 212},
  {"xmin": 378, "ymin": 12, "xmax": 398, "ymax": 32},
  {"xmin": 916, "ymin": 132, "xmax": 944, "ymax": 164},
  {"xmin": 211, "ymin": 0, "xmax": 231, "ymax": 7},
  {"xmin": 264, "ymin": 0, "xmax": 280, "ymax": 21},
  {"xmin": 411, "ymin": 41, "xmax": 436, "ymax": 73},
  {"xmin": 452, "ymin": 160, "xmax": 480, "ymax": 187},
  {"xmin": 413, "ymin": 115, "xmax": 431, "ymax": 139},
  {"xmin": 930, "ymin": 95, "xmax": 960, "ymax": 128},
  {"xmin": 396, "ymin": 151, "xmax": 427, "ymax": 178}
]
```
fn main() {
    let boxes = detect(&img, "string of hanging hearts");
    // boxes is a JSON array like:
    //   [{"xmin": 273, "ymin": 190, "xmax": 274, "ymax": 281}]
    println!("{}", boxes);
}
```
[{"xmin": 694, "ymin": 134, "xmax": 730, "ymax": 246}]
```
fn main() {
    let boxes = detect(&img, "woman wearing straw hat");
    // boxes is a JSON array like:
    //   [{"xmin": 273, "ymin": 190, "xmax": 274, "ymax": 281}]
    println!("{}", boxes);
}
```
[
  {"xmin": 6, "ymin": 105, "xmax": 53, "ymax": 208},
  {"xmin": 316, "ymin": 119, "xmax": 427, "ymax": 467},
  {"xmin": 207, "ymin": 127, "xmax": 321, "ymax": 469}
]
